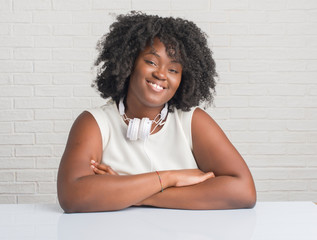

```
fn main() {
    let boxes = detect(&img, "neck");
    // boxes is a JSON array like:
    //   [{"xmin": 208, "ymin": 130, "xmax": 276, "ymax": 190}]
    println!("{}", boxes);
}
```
[{"xmin": 124, "ymin": 95, "xmax": 166, "ymax": 121}]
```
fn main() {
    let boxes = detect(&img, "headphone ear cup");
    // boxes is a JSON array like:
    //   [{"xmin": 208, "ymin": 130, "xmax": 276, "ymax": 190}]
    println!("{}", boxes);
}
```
[
  {"xmin": 127, "ymin": 118, "xmax": 140, "ymax": 141},
  {"xmin": 138, "ymin": 118, "xmax": 152, "ymax": 140}
]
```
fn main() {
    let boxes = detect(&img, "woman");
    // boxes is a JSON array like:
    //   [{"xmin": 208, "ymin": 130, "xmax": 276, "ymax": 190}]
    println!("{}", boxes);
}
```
[{"xmin": 57, "ymin": 12, "xmax": 256, "ymax": 213}]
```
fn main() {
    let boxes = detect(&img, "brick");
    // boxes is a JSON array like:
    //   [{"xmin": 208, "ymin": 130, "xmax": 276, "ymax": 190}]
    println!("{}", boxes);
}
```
[
  {"xmin": 269, "ymin": 132, "xmax": 307, "ymax": 143},
  {"xmin": 218, "ymin": 73, "xmax": 249, "ymax": 84},
  {"xmin": 0, "ymin": 74, "xmax": 12, "ymax": 85},
  {"xmin": 307, "ymin": 61, "xmax": 317, "ymax": 71},
  {"xmin": 52, "ymin": 49, "xmax": 92, "ymax": 61},
  {"xmin": 231, "ymin": 61, "xmax": 269, "ymax": 72},
  {"xmin": 229, "ymin": 132, "xmax": 269, "ymax": 143},
  {"xmin": 72, "ymin": 11, "xmax": 115, "ymax": 23},
  {"xmin": 13, "ymin": 24, "xmax": 51, "ymax": 36},
  {"xmin": 17, "ymin": 194, "xmax": 57, "ymax": 204},
  {"xmin": 249, "ymin": 96, "xmax": 286, "ymax": 107},
  {"xmin": 35, "ymin": 85, "xmax": 71, "ymax": 97},
  {"xmin": 287, "ymin": 120, "xmax": 317, "ymax": 131},
  {"xmin": 287, "ymin": 0, "xmax": 317, "ymax": 9},
  {"xmin": 33, "ymin": 12, "xmax": 72, "ymax": 23},
  {"xmin": 248, "ymin": 143, "xmax": 287, "ymax": 155},
  {"xmin": 268, "ymin": 85, "xmax": 306, "ymax": 96},
  {"xmin": 36, "ymin": 133, "xmax": 67, "ymax": 145},
  {"xmin": 269, "ymin": 11, "xmax": 308, "ymax": 23},
  {"xmin": 36, "ymin": 158, "xmax": 60, "ymax": 169},
  {"xmin": 0, "ymin": 147, "xmax": 12, "ymax": 157},
  {"xmin": 0, "ymin": 110, "xmax": 33, "ymax": 121},
  {"xmin": 0, "ymin": 157, "xmax": 35, "ymax": 169},
  {"xmin": 0, "ymin": 183, "xmax": 36, "ymax": 193},
  {"xmin": 34, "ymin": 62, "xmax": 72, "ymax": 73},
  {"xmin": 211, "ymin": 0, "xmax": 248, "ymax": 9},
  {"xmin": 0, "ymin": 196, "xmax": 16, "ymax": 204},
  {"xmin": 132, "ymin": 0, "xmax": 170, "ymax": 10},
  {"xmin": 0, "ymin": 0, "xmax": 12, "ymax": 11},
  {"xmin": 249, "ymin": 0, "xmax": 286, "ymax": 10},
  {"xmin": 230, "ymin": 36, "xmax": 268, "ymax": 47},
  {"xmin": 214, "ymin": 96, "xmax": 248, "ymax": 107},
  {"xmin": 14, "ymin": 48, "xmax": 51, "ymax": 60},
  {"xmin": 0, "ymin": 48, "xmax": 11, "ymax": 60},
  {"xmin": 16, "ymin": 170, "xmax": 54, "ymax": 182},
  {"xmin": 286, "ymin": 96, "xmax": 317, "ymax": 108},
  {"xmin": 171, "ymin": 0, "xmax": 209, "ymax": 10},
  {"xmin": 211, "ymin": 23, "xmax": 248, "ymax": 35},
  {"xmin": 14, "ymin": 74, "xmax": 52, "ymax": 85},
  {"xmin": 54, "ymin": 120, "xmax": 73, "ymax": 132},
  {"xmin": 213, "ymin": 48, "xmax": 248, "ymax": 60},
  {"xmin": 287, "ymin": 23, "xmax": 317, "ymax": 35},
  {"xmin": 0, "ymin": 36, "xmax": 33, "ymax": 47},
  {"xmin": 73, "ymin": 61, "xmax": 94, "ymax": 73},
  {"xmin": 249, "ymin": 120, "xmax": 286, "ymax": 131},
  {"xmin": 93, "ymin": 0, "xmax": 131, "ymax": 9},
  {"xmin": 229, "ymin": 11, "xmax": 267, "ymax": 23},
  {"xmin": 287, "ymin": 144, "xmax": 317, "ymax": 155},
  {"xmin": 248, "ymin": 49, "xmax": 287, "ymax": 60},
  {"xmin": 35, "ymin": 109, "xmax": 72, "ymax": 120},
  {"xmin": 0, "ymin": 13, "xmax": 32, "ymax": 23},
  {"xmin": 249, "ymin": 24, "xmax": 285, "ymax": 35},
  {"xmin": 38, "ymin": 182, "xmax": 57, "ymax": 193},
  {"xmin": 15, "ymin": 98, "xmax": 53, "ymax": 109},
  {"xmin": 15, "ymin": 146, "xmax": 53, "ymax": 157},
  {"xmin": 0, "ymin": 134, "xmax": 34, "ymax": 145},
  {"xmin": 252, "ymin": 168, "xmax": 289, "ymax": 180},
  {"xmin": 268, "ymin": 108, "xmax": 304, "ymax": 120},
  {"xmin": 74, "ymin": 86, "xmax": 99, "ymax": 97},
  {"xmin": 216, "ymin": 119, "xmax": 249, "ymax": 131},
  {"xmin": 257, "ymin": 192, "xmax": 288, "ymax": 201},
  {"xmin": 54, "ymin": 98, "xmax": 91, "ymax": 109},
  {"xmin": 53, "ymin": 0, "xmax": 91, "ymax": 10},
  {"xmin": 53, "ymin": 73, "xmax": 91, "ymax": 85},
  {"xmin": 289, "ymin": 168, "xmax": 317, "ymax": 179},
  {"xmin": 288, "ymin": 192, "xmax": 317, "ymax": 201},
  {"xmin": 0, "ymin": 122, "xmax": 12, "ymax": 133},
  {"xmin": 208, "ymin": 35, "xmax": 229, "ymax": 47},
  {"xmin": 0, "ymin": 61, "xmax": 33, "ymax": 73},
  {"xmin": 73, "ymin": 37, "xmax": 98, "ymax": 48},
  {"xmin": 309, "ymin": 181, "xmax": 317, "ymax": 190},
  {"xmin": 0, "ymin": 172, "xmax": 15, "ymax": 182},
  {"xmin": 230, "ymin": 84, "xmax": 267, "ymax": 96},
  {"xmin": 92, "ymin": 23, "xmax": 112, "ymax": 36},
  {"xmin": 247, "ymin": 155, "xmax": 307, "ymax": 167},
  {"xmin": 15, "ymin": 121, "xmax": 53, "ymax": 133},
  {"xmin": 0, "ymin": 86, "xmax": 33, "ymax": 96},
  {"xmin": 14, "ymin": 0, "xmax": 51, "ymax": 10},
  {"xmin": 230, "ymin": 108, "xmax": 268, "ymax": 119},
  {"xmin": 35, "ymin": 36, "xmax": 72, "ymax": 48},
  {"xmin": 53, "ymin": 24, "xmax": 90, "ymax": 36},
  {"xmin": 214, "ymin": 60, "xmax": 230, "ymax": 72},
  {"xmin": 267, "ymin": 36, "xmax": 305, "ymax": 47},
  {"xmin": 0, "ymin": 98, "xmax": 12, "ymax": 109}
]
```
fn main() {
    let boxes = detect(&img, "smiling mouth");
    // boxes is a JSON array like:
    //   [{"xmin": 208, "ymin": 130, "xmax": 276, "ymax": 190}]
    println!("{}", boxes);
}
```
[{"xmin": 146, "ymin": 80, "xmax": 166, "ymax": 91}]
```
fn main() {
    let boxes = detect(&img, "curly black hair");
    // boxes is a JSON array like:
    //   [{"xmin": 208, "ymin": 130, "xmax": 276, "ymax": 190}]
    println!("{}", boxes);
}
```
[{"xmin": 93, "ymin": 11, "xmax": 217, "ymax": 111}]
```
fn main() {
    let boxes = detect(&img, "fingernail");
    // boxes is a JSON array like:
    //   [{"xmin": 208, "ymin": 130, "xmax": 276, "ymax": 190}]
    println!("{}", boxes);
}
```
[
  {"xmin": 90, "ymin": 165, "xmax": 95, "ymax": 169},
  {"xmin": 91, "ymin": 160, "xmax": 95, "ymax": 164}
]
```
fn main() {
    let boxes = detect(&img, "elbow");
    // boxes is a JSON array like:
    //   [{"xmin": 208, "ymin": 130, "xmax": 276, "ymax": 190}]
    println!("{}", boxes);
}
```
[{"xmin": 239, "ymin": 182, "xmax": 257, "ymax": 209}]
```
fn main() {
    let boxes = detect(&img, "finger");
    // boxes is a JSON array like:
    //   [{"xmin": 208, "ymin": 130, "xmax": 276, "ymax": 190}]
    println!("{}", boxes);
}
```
[
  {"xmin": 107, "ymin": 166, "xmax": 119, "ymax": 175},
  {"xmin": 91, "ymin": 165, "xmax": 107, "ymax": 175}
]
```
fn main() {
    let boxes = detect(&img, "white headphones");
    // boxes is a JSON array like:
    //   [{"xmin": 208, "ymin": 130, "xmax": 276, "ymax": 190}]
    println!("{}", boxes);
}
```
[{"xmin": 119, "ymin": 98, "xmax": 168, "ymax": 141}]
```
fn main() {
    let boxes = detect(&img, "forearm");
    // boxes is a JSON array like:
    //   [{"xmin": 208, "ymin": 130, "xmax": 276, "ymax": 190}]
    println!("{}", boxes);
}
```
[
  {"xmin": 59, "ymin": 171, "xmax": 164, "ymax": 213},
  {"xmin": 140, "ymin": 176, "xmax": 256, "ymax": 210}
]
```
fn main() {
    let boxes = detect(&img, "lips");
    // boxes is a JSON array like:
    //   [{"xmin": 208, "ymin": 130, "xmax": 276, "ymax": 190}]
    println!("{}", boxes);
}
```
[{"xmin": 146, "ymin": 80, "xmax": 166, "ymax": 91}]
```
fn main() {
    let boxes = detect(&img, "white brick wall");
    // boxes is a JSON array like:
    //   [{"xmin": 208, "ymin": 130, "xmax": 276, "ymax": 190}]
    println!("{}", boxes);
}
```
[{"xmin": 0, "ymin": 0, "xmax": 316, "ymax": 204}]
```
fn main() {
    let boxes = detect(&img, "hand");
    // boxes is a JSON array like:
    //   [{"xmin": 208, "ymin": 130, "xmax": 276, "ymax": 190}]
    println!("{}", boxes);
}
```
[
  {"xmin": 90, "ymin": 160, "xmax": 119, "ymax": 175},
  {"xmin": 170, "ymin": 169, "xmax": 215, "ymax": 187}
]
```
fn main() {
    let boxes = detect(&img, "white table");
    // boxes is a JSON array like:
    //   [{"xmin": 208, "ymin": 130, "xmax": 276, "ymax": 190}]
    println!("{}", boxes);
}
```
[{"xmin": 0, "ymin": 202, "xmax": 316, "ymax": 240}]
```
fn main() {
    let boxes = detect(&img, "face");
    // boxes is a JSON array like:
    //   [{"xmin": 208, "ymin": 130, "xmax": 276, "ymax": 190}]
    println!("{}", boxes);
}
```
[{"xmin": 126, "ymin": 38, "xmax": 182, "ymax": 109}]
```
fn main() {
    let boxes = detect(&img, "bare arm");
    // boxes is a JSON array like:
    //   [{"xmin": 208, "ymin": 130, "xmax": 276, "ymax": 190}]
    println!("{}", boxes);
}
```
[
  {"xmin": 137, "ymin": 108, "xmax": 256, "ymax": 209},
  {"xmin": 57, "ymin": 111, "xmax": 213, "ymax": 213}
]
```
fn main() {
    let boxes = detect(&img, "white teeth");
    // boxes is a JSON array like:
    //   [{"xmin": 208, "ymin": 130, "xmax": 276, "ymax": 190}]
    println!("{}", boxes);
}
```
[{"xmin": 149, "ymin": 82, "xmax": 163, "ymax": 90}]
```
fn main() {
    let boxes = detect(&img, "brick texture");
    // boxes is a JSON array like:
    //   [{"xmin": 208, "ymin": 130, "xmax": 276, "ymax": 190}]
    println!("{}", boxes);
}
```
[{"xmin": 0, "ymin": 0, "xmax": 316, "ymax": 204}]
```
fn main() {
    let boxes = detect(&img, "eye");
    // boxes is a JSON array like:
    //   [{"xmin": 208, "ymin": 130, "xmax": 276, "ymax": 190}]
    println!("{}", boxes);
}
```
[
  {"xmin": 145, "ymin": 60, "xmax": 157, "ymax": 66},
  {"xmin": 169, "ymin": 69, "xmax": 179, "ymax": 74}
]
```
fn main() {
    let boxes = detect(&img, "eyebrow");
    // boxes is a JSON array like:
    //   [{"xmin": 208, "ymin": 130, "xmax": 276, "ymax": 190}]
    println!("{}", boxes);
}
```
[{"xmin": 144, "ymin": 50, "xmax": 181, "ymax": 64}]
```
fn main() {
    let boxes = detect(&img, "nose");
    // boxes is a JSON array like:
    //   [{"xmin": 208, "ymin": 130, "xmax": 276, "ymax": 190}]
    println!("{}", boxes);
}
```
[{"xmin": 153, "ymin": 67, "xmax": 167, "ymax": 81}]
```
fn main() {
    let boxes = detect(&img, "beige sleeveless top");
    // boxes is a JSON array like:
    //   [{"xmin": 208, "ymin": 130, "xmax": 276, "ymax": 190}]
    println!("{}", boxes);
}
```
[{"xmin": 87, "ymin": 100, "xmax": 198, "ymax": 175}]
